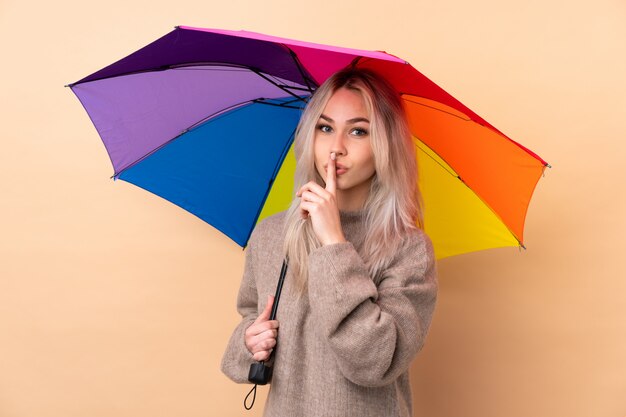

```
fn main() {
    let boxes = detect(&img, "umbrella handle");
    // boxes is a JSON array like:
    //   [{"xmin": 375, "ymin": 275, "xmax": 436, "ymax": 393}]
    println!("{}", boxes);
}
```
[
  {"xmin": 247, "ymin": 258, "xmax": 288, "ymax": 386},
  {"xmin": 247, "ymin": 362, "xmax": 273, "ymax": 385}
]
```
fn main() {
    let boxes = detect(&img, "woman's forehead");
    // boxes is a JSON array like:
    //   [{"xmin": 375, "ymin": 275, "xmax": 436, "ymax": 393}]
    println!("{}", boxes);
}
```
[{"xmin": 321, "ymin": 88, "xmax": 369, "ymax": 121}]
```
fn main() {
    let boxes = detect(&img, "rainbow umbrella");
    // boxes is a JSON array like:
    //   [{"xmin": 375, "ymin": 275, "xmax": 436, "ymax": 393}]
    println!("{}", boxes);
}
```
[{"xmin": 68, "ymin": 26, "xmax": 548, "ymax": 258}]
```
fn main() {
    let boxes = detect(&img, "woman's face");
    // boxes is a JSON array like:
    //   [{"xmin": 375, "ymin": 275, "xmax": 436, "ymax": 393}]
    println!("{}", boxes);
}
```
[{"xmin": 313, "ymin": 87, "xmax": 376, "ymax": 209}]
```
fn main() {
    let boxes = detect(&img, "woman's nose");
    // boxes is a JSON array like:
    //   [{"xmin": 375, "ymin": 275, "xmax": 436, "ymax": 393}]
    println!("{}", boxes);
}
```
[{"xmin": 330, "ymin": 132, "xmax": 347, "ymax": 156}]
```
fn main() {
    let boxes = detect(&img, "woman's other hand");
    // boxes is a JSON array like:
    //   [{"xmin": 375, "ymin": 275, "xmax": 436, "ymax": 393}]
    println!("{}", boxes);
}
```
[{"xmin": 244, "ymin": 295, "xmax": 279, "ymax": 362}]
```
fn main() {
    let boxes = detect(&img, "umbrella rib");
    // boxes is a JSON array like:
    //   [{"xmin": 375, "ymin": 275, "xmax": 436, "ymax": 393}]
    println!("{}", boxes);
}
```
[
  {"xmin": 111, "ymin": 131, "xmax": 187, "ymax": 180},
  {"xmin": 110, "ymin": 98, "xmax": 257, "ymax": 179},
  {"xmin": 414, "ymin": 140, "xmax": 525, "ymax": 248},
  {"xmin": 69, "ymin": 62, "xmax": 254, "ymax": 86},
  {"xmin": 413, "ymin": 141, "xmax": 460, "ymax": 180},
  {"xmin": 287, "ymin": 49, "xmax": 318, "ymax": 94},
  {"xmin": 402, "ymin": 95, "xmax": 472, "ymax": 122},
  {"xmin": 402, "ymin": 95, "xmax": 549, "ymax": 166},
  {"xmin": 252, "ymin": 98, "xmax": 306, "ymax": 110},
  {"xmin": 248, "ymin": 69, "xmax": 313, "ymax": 94},
  {"xmin": 185, "ymin": 99, "xmax": 257, "ymax": 132},
  {"xmin": 172, "ymin": 63, "xmax": 315, "ymax": 97},
  {"xmin": 69, "ymin": 62, "xmax": 308, "ymax": 88},
  {"xmin": 110, "ymin": 95, "xmax": 304, "ymax": 180},
  {"xmin": 167, "ymin": 66, "xmax": 250, "ymax": 72},
  {"xmin": 244, "ymin": 126, "xmax": 298, "ymax": 247},
  {"xmin": 249, "ymin": 69, "xmax": 310, "ymax": 103}
]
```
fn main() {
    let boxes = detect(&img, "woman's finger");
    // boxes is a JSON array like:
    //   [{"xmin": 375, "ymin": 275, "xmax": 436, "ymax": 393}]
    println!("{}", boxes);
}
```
[
  {"xmin": 251, "ymin": 337, "xmax": 277, "ymax": 354},
  {"xmin": 299, "ymin": 194, "xmax": 321, "ymax": 218},
  {"xmin": 249, "ymin": 328, "xmax": 278, "ymax": 350},
  {"xmin": 325, "ymin": 152, "xmax": 337, "ymax": 194},
  {"xmin": 245, "ymin": 320, "xmax": 279, "ymax": 339},
  {"xmin": 245, "ymin": 320, "xmax": 279, "ymax": 353},
  {"xmin": 300, "ymin": 190, "xmax": 324, "ymax": 203},
  {"xmin": 245, "ymin": 324, "xmax": 277, "ymax": 347},
  {"xmin": 299, "ymin": 201, "xmax": 317, "ymax": 217},
  {"xmin": 297, "ymin": 181, "xmax": 328, "ymax": 198},
  {"xmin": 253, "ymin": 350, "xmax": 272, "ymax": 362}
]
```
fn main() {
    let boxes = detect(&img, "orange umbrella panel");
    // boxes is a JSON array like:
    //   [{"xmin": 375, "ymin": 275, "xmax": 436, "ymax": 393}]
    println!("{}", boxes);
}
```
[{"xmin": 406, "ymin": 95, "xmax": 547, "ymax": 258}]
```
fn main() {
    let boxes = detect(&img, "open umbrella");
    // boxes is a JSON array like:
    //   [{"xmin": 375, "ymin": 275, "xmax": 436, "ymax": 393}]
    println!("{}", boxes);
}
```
[{"xmin": 68, "ymin": 25, "xmax": 548, "ymax": 259}]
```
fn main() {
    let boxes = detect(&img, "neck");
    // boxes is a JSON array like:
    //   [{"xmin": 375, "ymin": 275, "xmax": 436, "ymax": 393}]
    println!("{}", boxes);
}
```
[
  {"xmin": 336, "ymin": 194, "xmax": 365, "ymax": 211},
  {"xmin": 336, "ymin": 179, "xmax": 372, "ymax": 211}
]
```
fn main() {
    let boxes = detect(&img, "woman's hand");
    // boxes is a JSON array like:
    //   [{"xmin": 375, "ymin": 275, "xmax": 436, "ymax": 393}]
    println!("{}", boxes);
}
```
[
  {"xmin": 245, "ymin": 295, "xmax": 279, "ymax": 362},
  {"xmin": 296, "ymin": 152, "xmax": 347, "ymax": 246}
]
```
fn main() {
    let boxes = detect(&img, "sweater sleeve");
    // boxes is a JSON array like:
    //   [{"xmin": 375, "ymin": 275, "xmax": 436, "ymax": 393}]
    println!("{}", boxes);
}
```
[
  {"xmin": 306, "ymin": 230, "xmax": 437, "ymax": 387},
  {"xmin": 220, "ymin": 226, "xmax": 261, "ymax": 384}
]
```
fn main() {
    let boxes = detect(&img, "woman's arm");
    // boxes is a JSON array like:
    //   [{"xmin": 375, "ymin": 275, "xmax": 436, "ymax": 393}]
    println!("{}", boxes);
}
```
[
  {"xmin": 220, "ymin": 226, "xmax": 261, "ymax": 384},
  {"xmin": 307, "ymin": 230, "xmax": 437, "ymax": 387}
]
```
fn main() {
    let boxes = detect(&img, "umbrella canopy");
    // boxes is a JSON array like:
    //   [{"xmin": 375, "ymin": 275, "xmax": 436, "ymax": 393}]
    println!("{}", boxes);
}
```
[{"xmin": 68, "ymin": 25, "xmax": 548, "ymax": 258}]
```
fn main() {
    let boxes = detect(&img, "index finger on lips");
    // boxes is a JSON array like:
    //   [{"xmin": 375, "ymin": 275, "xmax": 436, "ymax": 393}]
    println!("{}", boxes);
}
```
[{"xmin": 325, "ymin": 152, "xmax": 337, "ymax": 194}]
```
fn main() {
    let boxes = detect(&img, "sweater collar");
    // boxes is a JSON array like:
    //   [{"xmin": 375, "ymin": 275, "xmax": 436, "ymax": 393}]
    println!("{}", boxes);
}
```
[
  {"xmin": 338, "ymin": 208, "xmax": 366, "ymax": 247},
  {"xmin": 339, "ymin": 208, "xmax": 365, "ymax": 224}
]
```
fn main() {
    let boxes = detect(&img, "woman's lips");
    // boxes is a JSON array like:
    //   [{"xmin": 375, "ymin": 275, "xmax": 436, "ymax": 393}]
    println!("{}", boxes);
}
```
[{"xmin": 326, "ymin": 164, "xmax": 347, "ymax": 175}]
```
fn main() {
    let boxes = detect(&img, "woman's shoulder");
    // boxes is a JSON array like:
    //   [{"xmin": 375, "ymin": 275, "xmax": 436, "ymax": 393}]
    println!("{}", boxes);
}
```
[
  {"xmin": 393, "ymin": 227, "xmax": 436, "ymax": 269},
  {"xmin": 376, "ymin": 227, "xmax": 436, "ymax": 288},
  {"xmin": 246, "ymin": 210, "xmax": 288, "ymax": 249},
  {"xmin": 255, "ymin": 210, "xmax": 288, "ymax": 233},
  {"xmin": 403, "ymin": 227, "xmax": 433, "ymax": 251}
]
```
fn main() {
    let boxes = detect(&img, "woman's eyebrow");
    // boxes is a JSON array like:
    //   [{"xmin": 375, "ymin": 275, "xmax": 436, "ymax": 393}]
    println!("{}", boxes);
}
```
[
  {"xmin": 319, "ymin": 114, "xmax": 370, "ymax": 124},
  {"xmin": 347, "ymin": 117, "xmax": 370, "ymax": 124}
]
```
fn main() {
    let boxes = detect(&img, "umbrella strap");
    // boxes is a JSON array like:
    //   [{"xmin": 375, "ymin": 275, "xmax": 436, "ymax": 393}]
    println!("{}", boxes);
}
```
[{"xmin": 244, "ymin": 384, "xmax": 257, "ymax": 410}]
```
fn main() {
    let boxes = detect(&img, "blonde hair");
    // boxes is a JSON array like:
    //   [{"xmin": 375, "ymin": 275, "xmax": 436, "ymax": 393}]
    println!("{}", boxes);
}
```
[{"xmin": 282, "ymin": 67, "xmax": 423, "ymax": 295}]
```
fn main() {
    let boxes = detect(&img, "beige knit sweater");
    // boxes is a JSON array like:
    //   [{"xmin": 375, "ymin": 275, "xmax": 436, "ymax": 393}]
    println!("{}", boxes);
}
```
[{"xmin": 221, "ymin": 209, "xmax": 438, "ymax": 417}]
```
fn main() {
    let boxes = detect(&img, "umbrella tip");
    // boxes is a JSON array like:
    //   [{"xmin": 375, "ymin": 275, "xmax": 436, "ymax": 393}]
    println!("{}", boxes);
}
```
[{"xmin": 541, "ymin": 163, "xmax": 552, "ymax": 178}]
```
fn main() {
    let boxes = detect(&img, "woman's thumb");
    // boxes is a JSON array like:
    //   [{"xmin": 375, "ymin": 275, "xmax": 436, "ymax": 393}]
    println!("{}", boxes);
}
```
[{"xmin": 259, "ymin": 295, "xmax": 275, "ymax": 320}]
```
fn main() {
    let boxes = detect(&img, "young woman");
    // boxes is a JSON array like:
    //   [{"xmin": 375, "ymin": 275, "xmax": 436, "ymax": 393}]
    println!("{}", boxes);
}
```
[{"xmin": 221, "ymin": 67, "xmax": 438, "ymax": 417}]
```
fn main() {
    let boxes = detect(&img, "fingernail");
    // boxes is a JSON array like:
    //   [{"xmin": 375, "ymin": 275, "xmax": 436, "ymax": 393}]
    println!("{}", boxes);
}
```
[{"xmin": 331, "ymin": 152, "xmax": 336, "ymax": 161}]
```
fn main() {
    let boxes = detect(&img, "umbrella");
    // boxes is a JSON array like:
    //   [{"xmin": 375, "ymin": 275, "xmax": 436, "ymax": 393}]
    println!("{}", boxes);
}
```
[{"xmin": 68, "ymin": 25, "xmax": 548, "ymax": 258}]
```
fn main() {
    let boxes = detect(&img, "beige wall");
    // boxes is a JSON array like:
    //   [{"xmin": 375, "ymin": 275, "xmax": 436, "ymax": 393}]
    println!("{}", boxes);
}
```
[{"xmin": 1, "ymin": 0, "xmax": 624, "ymax": 416}]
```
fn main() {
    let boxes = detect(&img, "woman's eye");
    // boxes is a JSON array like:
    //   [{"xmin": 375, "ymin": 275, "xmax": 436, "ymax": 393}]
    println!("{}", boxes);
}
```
[
  {"xmin": 317, "ymin": 124, "xmax": 332, "ymax": 133},
  {"xmin": 351, "ymin": 128, "xmax": 368, "ymax": 136}
]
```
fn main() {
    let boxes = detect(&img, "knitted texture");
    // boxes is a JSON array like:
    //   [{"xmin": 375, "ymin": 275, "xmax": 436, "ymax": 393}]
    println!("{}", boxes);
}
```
[{"xmin": 221, "ymin": 209, "xmax": 438, "ymax": 417}]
